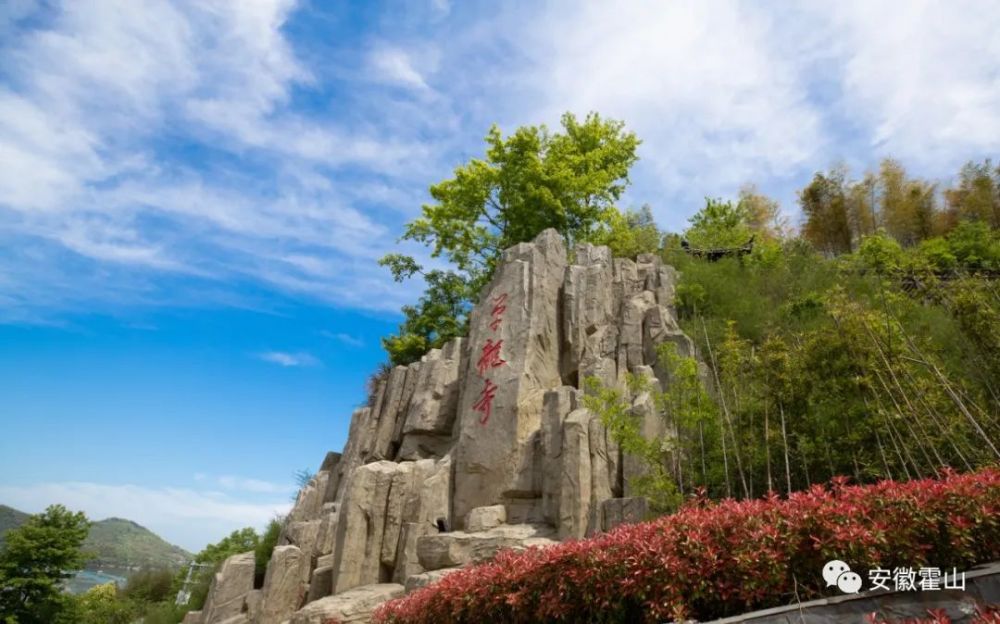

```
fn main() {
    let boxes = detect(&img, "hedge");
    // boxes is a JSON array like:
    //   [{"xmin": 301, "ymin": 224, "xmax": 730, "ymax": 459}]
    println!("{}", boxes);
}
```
[{"xmin": 375, "ymin": 468, "xmax": 1000, "ymax": 624}]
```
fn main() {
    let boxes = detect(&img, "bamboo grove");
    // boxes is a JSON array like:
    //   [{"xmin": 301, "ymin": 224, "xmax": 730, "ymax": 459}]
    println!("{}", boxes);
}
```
[{"xmin": 585, "ymin": 158, "xmax": 1000, "ymax": 509}]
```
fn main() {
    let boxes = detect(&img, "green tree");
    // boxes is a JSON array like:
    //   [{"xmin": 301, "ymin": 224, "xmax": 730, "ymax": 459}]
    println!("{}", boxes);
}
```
[
  {"xmin": 738, "ymin": 184, "xmax": 787, "ymax": 240},
  {"xmin": 254, "ymin": 518, "xmax": 283, "ymax": 585},
  {"xmin": 684, "ymin": 197, "xmax": 752, "ymax": 249},
  {"xmin": 800, "ymin": 169, "xmax": 853, "ymax": 254},
  {"xmin": 878, "ymin": 159, "xmax": 937, "ymax": 245},
  {"xmin": 583, "ymin": 343, "xmax": 720, "ymax": 510},
  {"xmin": 378, "ymin": 260, "xmax": 473, "ymax": 366},
  {"xmin": 174, "ymin": 526, "xmax": 260, "ymax": 615},
  {"xmin": 75, "ymin": 583, "xmax": 134, "ymax": 624},
  {"xmin": 122, "ymin": 567, "xmax": 174, "ymax": 604},
  {"xmin": 847, "ymin": 172, "xmax": 878, "ymax": 238},
  {"xmin": 194, "ymin": 527, "xmax": 258, "ymax": 566},
  {"xmin": 381, "ymin": 112, "xmax": 641, "ymax": 365},
  {"xmin": 0, "ymin": 505, "xmax": 90, "ymax": 624},
  {"xmin": 945, "ymin": 159, "xmax": 1000, "ymax": 228},
  {"xmin": 587, "ymin": 205, "xmax": 662, "ymax": 258}
]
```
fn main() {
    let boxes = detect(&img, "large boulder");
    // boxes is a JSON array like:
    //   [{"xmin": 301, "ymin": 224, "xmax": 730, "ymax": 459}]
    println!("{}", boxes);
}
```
[
  {"xmin": 256, "ymin": 545, "xmax": 308, "ymax": 624},
  {"xmin": 402, "ymin": 338, "xmax": 465, "ymax": 437},
  {"xmin": 562, "ymin": 243, "xmax": 617, "ymax": 382},
  {"xmin": 453, "ymin": 229, "xmax": 567, "ymax": 525},
  {"xmin": 541, "ymin": 386, "xmax": 580, "ymax": 525},
  {"xmin": 289, "ymin": 583, "xmax": 405, "ymax": 624},
  {"xmin": 287, "ymin": 471, "xmax": 330, "ymax": 524},
  {"xmin": 558, "ymin": 408, "xmax": 592, "ymax": 539},
  {"xmin": 331, "ymin": 461, "xmax": 409, "ymax": 593},
  {"xmin": 416, "ymin": 524, "xmax": 557, "ymax": 571},
  {"xmin": 403, "ymin": 567, "xmax": 462, "ymax": 593},
  {"xmin": 222, "ymin": 234, "xmax": 701, "ymax": 624},
  {"xmin": 370, "ymin": 365, "xmax": 410, "ymax": 461},
  {"xmin": 587, "ymin": 412, "xmax": 618, "ymax": 535},
  {"xmin": 391, "ymin": 457, "xmax": 452, "ymax": 584},
  {"xmin": 200, "ymin": 551, "xmax": 255, "ymax": 624},
  {"xmin": 465, "ymin": 505, "xmax": 506, "ymax": 532}
]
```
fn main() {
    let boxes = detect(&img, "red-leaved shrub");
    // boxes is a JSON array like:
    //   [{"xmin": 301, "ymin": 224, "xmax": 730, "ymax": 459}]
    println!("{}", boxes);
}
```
[{"xmin": 375, "ymin": 468, "xmax": 999, "ymax": 624}]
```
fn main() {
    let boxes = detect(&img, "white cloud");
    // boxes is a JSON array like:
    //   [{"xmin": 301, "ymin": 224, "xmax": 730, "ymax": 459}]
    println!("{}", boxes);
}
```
[
  {"xmin": 3, "ymin": 0, "xmax": 1000, "ymax": 321},
  {"xmin": 368, "ymin": 46, "xmax": 431, "ymax": 92},
  {"xmin": 506, "ymin": 1, "xmax": 824, "ymax": 228},
  {"xmin": 0, "ymin": 481, "xmax": 291, "ymax": 553},
  {"xmin": 257, "ymin": 350, "xmax": 321, "ymax": 367},
  {"xmin": 0, "ymin": 0, "xmax": 430, "ymax": 321},
  {"xmin": 322, "ymin": 331, "xmax": 364, "ymax": 347},
  {"xmin": 470, "ymin": 0, "xmax": 1000, "ymax": 226},
  {"xmin": 813, "ymin": 0, "xmax": 1000, "ymax": 172},
  {"xmin": 215, "ymin": 475, "xmax": 293, "ymax": 495}
]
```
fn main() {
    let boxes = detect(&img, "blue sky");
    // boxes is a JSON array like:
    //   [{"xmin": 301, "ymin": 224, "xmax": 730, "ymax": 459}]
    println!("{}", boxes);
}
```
[{"xmin": 1, "ymin": 0, "xmax": 998, "ymax": 552}]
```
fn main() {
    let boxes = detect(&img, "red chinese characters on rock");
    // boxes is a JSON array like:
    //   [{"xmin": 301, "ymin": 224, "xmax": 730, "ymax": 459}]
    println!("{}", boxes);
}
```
[
  {"xmin": 476, "ymin": 339, "xmax": 506, "ymax": 376},
  {"xmin": 489, "ymin": 293, "xmax": 507, "ymax": 331},
  {"xmin": 473, "ymin": 293, "xmax": 508, "ymax": 425},
  {"xmin": 473, "ymin": 378, "xmax": 498, "ymax": 425}
]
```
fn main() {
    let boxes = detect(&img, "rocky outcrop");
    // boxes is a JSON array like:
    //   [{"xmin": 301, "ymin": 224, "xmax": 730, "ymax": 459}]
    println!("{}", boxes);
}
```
[
  {"xmin": 199, "ymin": 552, "xmax": 255, "ymax": 623},
  {"xmin": 415, "ymin": 524, "xmax": 557, "ymax": 570},
  {"xmin": 198, "ymin": 230, "xmax": 694, "ymax": 624},
  {"xmin": 289, "ymin": 584, "xmax": 405, "ymax": 624},
  {"xmin": 256, "ymin": 545, "xmax": 308, "ymax": 624}
]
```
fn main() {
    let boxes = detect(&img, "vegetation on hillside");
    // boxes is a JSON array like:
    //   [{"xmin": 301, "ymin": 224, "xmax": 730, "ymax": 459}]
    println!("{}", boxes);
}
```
[
  {"xmin": 575, "ymin": 156, "xmax": 1000, "ymax": 510},
  {"xmin": 0, "ymin": 505, "xmax": 190, "ymax": 571},
  {"xmin": 0, "ymin": 506, "xmax": 30, "ymax": 549},
  {"xmin": 83, "ymin": 517, "xmax": 191, "ymax": 569}
]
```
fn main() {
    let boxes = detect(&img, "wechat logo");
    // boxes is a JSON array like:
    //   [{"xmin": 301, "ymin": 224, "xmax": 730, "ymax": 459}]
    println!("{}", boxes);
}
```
[{"xmin": 823, "ymin": 560, "xmax": 863, "ymax": 594}]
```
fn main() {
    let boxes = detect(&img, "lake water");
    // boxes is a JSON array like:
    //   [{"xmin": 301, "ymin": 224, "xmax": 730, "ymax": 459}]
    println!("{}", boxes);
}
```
[{"xmin": 64, "ymin": 566, "xmax": 131, "ymax": 594}]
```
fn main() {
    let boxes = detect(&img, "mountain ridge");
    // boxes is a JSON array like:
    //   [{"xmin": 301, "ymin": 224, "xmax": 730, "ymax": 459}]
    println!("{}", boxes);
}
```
[{"xmin": 0, "ymin": 504, "xmax": 191, "ymax": 569}]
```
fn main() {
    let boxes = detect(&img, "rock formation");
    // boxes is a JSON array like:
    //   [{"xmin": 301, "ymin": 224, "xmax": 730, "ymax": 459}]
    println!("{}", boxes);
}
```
[{"xmin": 190, "ymin": 229, "xmax": 696, "ymax": 624}]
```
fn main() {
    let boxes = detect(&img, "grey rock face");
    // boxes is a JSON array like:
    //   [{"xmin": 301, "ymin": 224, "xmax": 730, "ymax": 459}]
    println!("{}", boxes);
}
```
[
  {"xmin": 181, "ymin": 611, "xmax": 202, "ymax": 624},
  {"xmin": 200, "ymin": 551, "xmax": 255, "ymax": 624},
  {"xmin": 416, "ymin": 524, "xmax": 557, "ymax": 571},
  {"xmin": 402, "ymin": 338, "xmax": 464, "ymax": 436},
  {"xmin": 256, "ymin": 545, "xmax": 308, "ymax": 624},
  {"xmin": 403, "ymin": 567, "xmax": 462, "ymax": 593},
  {"xmin": 288, "ymin": 584, "xmax": 405, "ymax": 624},
  {"xmin": 464, "ymin": 505, "xmax": 506, "ymax": 532},
  {"xmin": 331, "ymin": 461, "xmax": 406, "ymax": 593},
  {"xmin": 541, "ymin": 386, "xmax": 580, "ymax": 525},
  {"xmin": 453, "ymin": 229, "xmax": 567, "ymax": 525},
  {"xmin": 558, "ymin": 408, "xmax": 593, "ymax": 539},
  {"xmin": 562, "ymin": 243, "xmax": 617, "ymax": 383}
]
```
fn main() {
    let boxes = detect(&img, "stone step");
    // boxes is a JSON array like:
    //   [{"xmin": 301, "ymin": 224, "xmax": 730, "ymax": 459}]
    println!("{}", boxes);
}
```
[
  {"xmin": 416, "ymin": 523, "xmax": 558, "ymax": 571},
  {"xmin": 289, "ymin": 583, "xmax": 404, "ymax": 624}
]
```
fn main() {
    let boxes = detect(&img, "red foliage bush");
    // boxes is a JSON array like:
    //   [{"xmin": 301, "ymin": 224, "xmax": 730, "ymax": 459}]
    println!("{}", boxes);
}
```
[{"xmin": 375, "ymin": 469, "xmax": 1000, "ymax": 624}]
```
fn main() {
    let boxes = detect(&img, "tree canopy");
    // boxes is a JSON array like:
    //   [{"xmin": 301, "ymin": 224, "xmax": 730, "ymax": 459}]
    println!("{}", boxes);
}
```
[{"xmin": 0, "ymin": 505, "xmax": 90, "ymax": 624}]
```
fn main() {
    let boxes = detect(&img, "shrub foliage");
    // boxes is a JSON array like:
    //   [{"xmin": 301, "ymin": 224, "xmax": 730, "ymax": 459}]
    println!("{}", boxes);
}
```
[{"xmin": 375, "ymin": 468, "xmax": 999, "ymax": 624}]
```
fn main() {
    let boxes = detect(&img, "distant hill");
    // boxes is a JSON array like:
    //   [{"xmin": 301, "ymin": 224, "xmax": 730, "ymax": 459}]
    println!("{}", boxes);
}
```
[
  {"xmin": 0, "ymin": 505, "xmax": 191, "ymax": 569},
  {"xmin": 84, "ymin": 517, "xmax": 191, "ymax": 569},
  {"xmin": 0, "ymin": 504, "xmax": 30, "ymax": 547}
]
